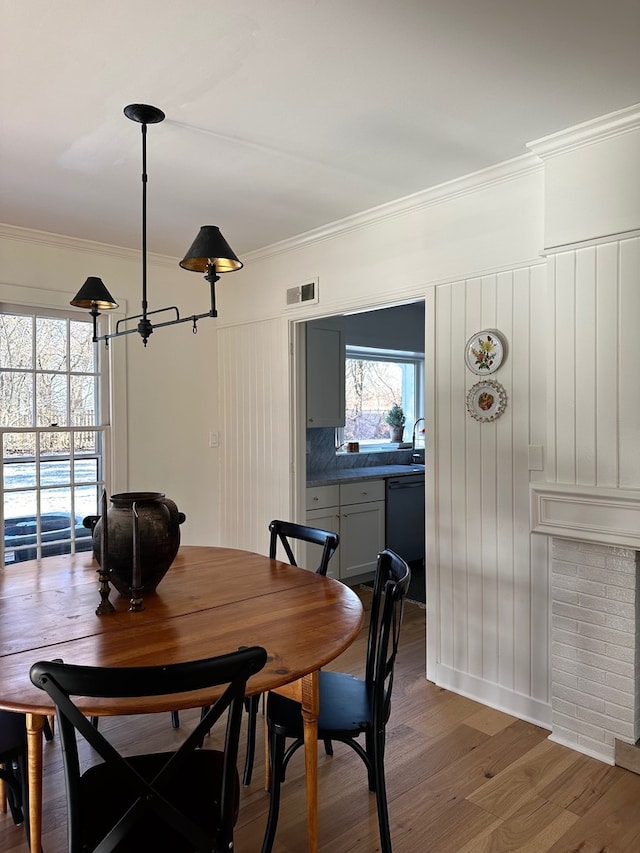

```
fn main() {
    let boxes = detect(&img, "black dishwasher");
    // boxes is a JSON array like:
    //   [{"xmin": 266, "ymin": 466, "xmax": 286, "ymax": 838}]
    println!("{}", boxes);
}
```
[{"xmin": 385, "ymin": 474, "xmax": 425, "ymax": 563}]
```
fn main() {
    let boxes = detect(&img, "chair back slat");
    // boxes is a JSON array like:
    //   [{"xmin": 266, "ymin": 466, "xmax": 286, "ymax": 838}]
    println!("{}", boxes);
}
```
[
  {"xmin": 268, "ymin": 519, "xmax": 339, "ymax": 575},
  {"xmin": 366, "ymin": 549, "xmax": 411, "ymax": 727},
  {"xmin": 30, "ymin": 646, "xmax": 267, "ymax": 853}
]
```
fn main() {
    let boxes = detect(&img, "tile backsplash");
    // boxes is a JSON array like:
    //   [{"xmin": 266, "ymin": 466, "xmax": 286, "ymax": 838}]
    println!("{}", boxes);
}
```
[{"xmin": 306, "ymin": 427, "xmax": 419, "ymax": 476}]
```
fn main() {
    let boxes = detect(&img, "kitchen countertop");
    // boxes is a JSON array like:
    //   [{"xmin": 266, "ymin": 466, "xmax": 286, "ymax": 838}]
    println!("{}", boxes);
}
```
[{"xmin": 307, "ymin": 464, "xmax": 425, "ymax": 487}]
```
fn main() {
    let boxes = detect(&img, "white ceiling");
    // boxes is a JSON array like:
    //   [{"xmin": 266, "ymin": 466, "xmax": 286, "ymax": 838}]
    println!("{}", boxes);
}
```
[{"xmin": 1, "ymin": 0, "xmax": 639, "ymax": 261}]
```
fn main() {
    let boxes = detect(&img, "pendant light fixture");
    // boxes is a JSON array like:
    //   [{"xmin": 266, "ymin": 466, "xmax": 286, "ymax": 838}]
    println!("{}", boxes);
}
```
[{"xmin": 70, "ymin": 104, "xmax": 243, "ymax": 347}]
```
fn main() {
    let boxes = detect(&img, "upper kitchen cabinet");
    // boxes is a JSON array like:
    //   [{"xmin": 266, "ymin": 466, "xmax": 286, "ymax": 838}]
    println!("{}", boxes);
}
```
[{"xmin": 305, "ymin": 318, "xmax": 346, "ymax": 427}]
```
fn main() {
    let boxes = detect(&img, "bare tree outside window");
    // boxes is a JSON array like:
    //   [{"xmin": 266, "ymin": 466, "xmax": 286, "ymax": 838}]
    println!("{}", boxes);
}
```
[
  {"xmin": 343, "ymin": 348, "xmax": 423, "ymax": 444},
  {"xmin": 345, "ymin": 358, "xmax": 404, "ymax": 440}
]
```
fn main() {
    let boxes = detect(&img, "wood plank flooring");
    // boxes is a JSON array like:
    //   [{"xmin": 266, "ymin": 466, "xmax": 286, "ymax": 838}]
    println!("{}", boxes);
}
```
[{"xmin": 3, "ymin": 588, "xmax": 640, "ymax": 852}]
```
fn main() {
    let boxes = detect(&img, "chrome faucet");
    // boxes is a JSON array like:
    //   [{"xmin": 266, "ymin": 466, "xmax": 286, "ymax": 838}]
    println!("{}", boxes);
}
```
[{"xmin": 411, "ymin": 417, "xmax": 425, "ymax": 463}]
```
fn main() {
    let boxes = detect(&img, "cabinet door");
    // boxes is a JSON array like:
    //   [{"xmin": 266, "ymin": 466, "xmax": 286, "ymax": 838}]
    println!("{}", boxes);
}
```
[
  {"xmin": 339, "ymin": 500, "xmax": 385, "ymax": 580},
  {"xmin": 306, "ymin": 320, "xmax": 345, "ymax": 427},
  {"xmin": 305, "ymin": 506, "xmax": 341, "ymax": 579}
]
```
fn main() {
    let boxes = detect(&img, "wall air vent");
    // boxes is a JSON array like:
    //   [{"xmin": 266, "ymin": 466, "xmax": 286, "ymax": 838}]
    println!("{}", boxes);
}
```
[{"xmin": 285, "ymin": 279, "xmax": 319, "ymax": 308}]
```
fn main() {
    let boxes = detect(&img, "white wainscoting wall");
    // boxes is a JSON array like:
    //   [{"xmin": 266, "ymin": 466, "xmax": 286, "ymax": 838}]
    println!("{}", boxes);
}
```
[
  {"xmin": 217, "ymin": 316, "xmax": 292, "ymax": 553},
  {"xmin": 429, "ymin": 263, "xmax": 551, "ymax": 724}
]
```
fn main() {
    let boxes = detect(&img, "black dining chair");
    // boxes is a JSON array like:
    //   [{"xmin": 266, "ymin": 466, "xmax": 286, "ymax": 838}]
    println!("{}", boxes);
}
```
[
  {"xmin": 240, "ymin": 519, "xmax": 340, "ymax": 787},
  {"xmin": 0, "ymin": 710, "xmax": 53, "ymax": 847},
  {"xmin": 268, "ymin": 519, "xmax": 340, "ymax": 575},
  {"xmin": 0, "ymin": 710, "xmax": 28, "ymax": 830},
  {"xmin": 29, "ymin": 646, "xmax": 267, "ymax": 853},
  {"xmin": 261, "ymin": 548, "xmax": 410, "ymax": 853},
  {"xmin": 173, "ymin": 520, "xmax": 339, "ymax": 782}
]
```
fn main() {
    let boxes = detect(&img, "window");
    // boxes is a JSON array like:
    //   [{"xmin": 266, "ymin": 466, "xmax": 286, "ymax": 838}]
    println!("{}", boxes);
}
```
[
  {"xmin": 340, "ymin": 345, "xmax": 424, "ymax": 449},
  {"xmin": 1, "ymin": 305, "xmax": 109, "ymax": 565}
]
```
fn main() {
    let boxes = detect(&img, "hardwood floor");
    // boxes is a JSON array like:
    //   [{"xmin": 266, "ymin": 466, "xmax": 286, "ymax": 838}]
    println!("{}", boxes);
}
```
[{"xmin": 3, "ymin": 588, "xmax": 640, "ymax": 852}]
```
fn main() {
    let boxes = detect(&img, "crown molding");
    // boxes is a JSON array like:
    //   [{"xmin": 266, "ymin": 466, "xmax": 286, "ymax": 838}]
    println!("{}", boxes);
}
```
[
  {"xmin": 527, "ymin": 103, "xmax": 640, "ymax": 159},
  {"xmin": 0, "ymin": 223, "xmax": 179, "ymax": 269},
  {"xmin": 244, "ymin": 153, "xmax": 542, "ymax": 263}
]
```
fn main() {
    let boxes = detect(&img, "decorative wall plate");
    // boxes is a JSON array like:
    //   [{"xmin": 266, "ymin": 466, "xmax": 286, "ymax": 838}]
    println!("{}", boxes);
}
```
[
  {"xmin": 464, "ymin": 329, "xmax": 505, "ymax": 375},
  {"xmin": 466, "ymin": 380, "xmax": 507, "ymax": 422}
]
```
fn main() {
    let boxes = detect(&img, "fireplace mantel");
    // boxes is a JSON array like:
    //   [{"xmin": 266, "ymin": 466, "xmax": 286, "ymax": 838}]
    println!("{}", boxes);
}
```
[{"xmin": 531, "ymin": 483, "xmax": 640, "ymax": 550}]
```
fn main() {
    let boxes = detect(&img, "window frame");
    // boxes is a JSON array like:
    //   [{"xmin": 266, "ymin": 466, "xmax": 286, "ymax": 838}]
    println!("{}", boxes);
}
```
[
  {"xmin": 338, "ymin": 344, "xmax": 425, "ymax": 452},
  {"xmin": 1, "ymin": 300, "xmax": 114, "ymax": 564}
]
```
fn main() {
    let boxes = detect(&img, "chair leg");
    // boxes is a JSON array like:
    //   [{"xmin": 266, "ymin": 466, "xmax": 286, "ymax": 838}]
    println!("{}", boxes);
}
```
[
  {"xmin": 323, "ymin": 737, "xmax": 334, "ymax": 756},
  {"xmin": 372, "ymin": 730, "xmax": 392, "ymax": 853},
  {"xmin": 261, "ymin": 728, "xmax": 286, "ymax": 853},
  {"xmin": 0, "ymin": 766, "xmax": 23, "ymax": 825},
  {"xmin": 243, "ymin": 694, "xmax": 260, "ymax": 786},
  {"xmin": 364, "ymin": 729, "xmax": 376, "ymax": 791},
  {"xmin": 43, "ymin": 717, "xmax": 54, "ymax": 741},
  {"xmin": 17, "ymin": 755, "xmax": 41, "ymax": 853},
  {"xmin": 170, "ymin": 710, "xmax": 180, "ymax": 729}
]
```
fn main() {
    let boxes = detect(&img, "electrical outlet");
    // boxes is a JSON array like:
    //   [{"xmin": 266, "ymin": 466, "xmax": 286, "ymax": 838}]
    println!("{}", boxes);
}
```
[{"xmin": 208, "ymin": 431, "xmax": 219, "ymax": 448}]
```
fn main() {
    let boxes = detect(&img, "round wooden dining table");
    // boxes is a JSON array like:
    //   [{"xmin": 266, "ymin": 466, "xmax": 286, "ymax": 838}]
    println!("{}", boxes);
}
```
[{"xmin": 0, "ymin": 544, "xmax": 364, "ymax": 853}]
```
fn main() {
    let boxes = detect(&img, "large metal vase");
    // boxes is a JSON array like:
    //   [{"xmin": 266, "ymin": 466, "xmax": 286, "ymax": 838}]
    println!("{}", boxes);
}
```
[{"xmin": 91, "ymin": 492, "xmax": 186, "ymax": 596}]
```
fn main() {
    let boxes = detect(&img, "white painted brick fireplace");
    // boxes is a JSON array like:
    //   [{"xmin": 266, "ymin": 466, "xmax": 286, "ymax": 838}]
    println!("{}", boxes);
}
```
[
  {"xmin": 550, "ymin": 539, "xmax": 639, "ymax": 759},
  {"xmin": 531, "ymin": 483, "xmax": 640, "ymax": 765}
]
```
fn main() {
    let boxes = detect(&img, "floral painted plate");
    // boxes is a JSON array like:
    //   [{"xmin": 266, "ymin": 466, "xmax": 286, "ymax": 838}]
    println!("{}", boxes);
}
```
[{"xmin": 464, "ymin": 330, "xmax": 505, "ymax": 375}]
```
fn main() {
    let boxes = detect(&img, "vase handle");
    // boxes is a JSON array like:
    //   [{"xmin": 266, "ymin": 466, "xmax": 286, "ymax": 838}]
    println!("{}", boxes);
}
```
[{"xmin": 161, "ymin": 497, "xmax": 186, "ymax": 529}]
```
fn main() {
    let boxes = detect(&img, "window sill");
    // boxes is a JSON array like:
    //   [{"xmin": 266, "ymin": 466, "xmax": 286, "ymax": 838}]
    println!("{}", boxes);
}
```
[{"xmin": 337, "ymin": 441, "xmax": 412, "ymax": 455}]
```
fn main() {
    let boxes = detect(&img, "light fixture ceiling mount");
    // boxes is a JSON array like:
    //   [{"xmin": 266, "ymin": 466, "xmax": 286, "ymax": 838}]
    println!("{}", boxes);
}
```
[{"xmin": 71, "ymin": 103, "xmax": 243, "ymax": 347}]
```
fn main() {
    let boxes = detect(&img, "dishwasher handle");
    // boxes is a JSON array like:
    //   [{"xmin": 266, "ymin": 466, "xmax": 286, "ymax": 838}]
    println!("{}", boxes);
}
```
[{"xmin": 387, "ymin": 477, "xmax": 424, "ymax": 490}]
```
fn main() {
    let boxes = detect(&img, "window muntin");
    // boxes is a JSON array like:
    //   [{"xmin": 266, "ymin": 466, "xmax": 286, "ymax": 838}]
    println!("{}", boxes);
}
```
[{"xmin": 1, "ymin": 306, "xmax": 107, "ymax": 564}]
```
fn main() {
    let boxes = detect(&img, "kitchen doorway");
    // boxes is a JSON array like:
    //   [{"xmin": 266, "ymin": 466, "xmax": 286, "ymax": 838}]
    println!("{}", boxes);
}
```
[{"xmin": 294, "ymin": 299, "xmax": 426, "ymax": 602}]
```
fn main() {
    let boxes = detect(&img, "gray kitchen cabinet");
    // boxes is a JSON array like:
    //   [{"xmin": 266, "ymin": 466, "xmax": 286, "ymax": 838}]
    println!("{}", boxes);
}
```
[
  {"xmin": 306, "ymin": 484, "xmax": 340, "ymax": 578},
  {"xmin": 338, "ymin": 480, "xmax": 385, "ymax": 580},
  {"xmin": 305, "ymin": 319, "xmax": 345, "ymax": 427},
  {"xmin": 305, "ymin": 480, "xmax": 384, "ymax": 582}
]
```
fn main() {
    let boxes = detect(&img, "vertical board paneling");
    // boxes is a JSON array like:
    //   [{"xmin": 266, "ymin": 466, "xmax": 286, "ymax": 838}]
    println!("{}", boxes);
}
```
[
  {"xmin": 512, "ymin": 267, "xmax": 532, "ymax": 696},
  {"xmin": 218, "ymin": 318, "xmax": 290, "ymax": 552},
  {"xmin": 451, "ymin": 280, "xmax": 469, "ymax": 674},
  {"xmin": 554, "ymin": 252, "xmax": 577, "ymax": 484},
  {"xmin": 464, "ymin": 280, "xmax": 482, "ymax": 678},
  {"xmin": 435, "ymin": 262, "xmax": 548, "ymax": 710},
  {"xmin": 619, "ymin": 238, "xmax": 640, "ymax": 486},
  {"xmin": 545, "ymin": 255, "xmax": 558, "ymax": 481},
  {"xmin": 496, "ymin": 270, "xmax": 515, "ymax": 691},
  {"xmin": 547, "ymin": 236, "xmax": 639, "ymax": 491},
  {"xmin": 480, "ymin": 276, "xmax": 499, "ymax": 685},
  {"xmin": 529, "ymin": 263, "xmax": 550, "ymax": 703},
  {"xmin": 595, "ymin": 243, "xmax": 620, "ymax": 487},
  {"xmin": 574, "ymin": 247, "xmax": 597, "ymax": 486},
  {"xmin": 437, "ymin": 284, "xmax": 454, "ymax": 670}
]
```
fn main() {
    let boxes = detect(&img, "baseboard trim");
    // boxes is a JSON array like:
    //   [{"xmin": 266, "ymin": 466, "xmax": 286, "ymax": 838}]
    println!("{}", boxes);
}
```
[{"xmin": 434, "ymin": 663, "xmax": 552, "ymax": 730}]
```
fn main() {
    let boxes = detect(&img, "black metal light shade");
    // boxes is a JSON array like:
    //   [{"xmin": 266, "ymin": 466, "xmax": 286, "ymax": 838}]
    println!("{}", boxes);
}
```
[
  {"xmin": 70, "ymin": 277, "xmax": 119, "ymax": 311},
  {"xmin": 70, "ymin": 104, "xmax": 243, "ymax": 347},
  {"xmin": 179, "ymin": 226, "xmax": 243, "ymax": 276}
]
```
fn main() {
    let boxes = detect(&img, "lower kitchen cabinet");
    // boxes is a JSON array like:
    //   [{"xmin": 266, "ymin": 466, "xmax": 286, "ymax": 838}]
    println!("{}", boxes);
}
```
[{"xmin": 306, "ymin": 480, "xmax": 385, "ymax": 582}]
